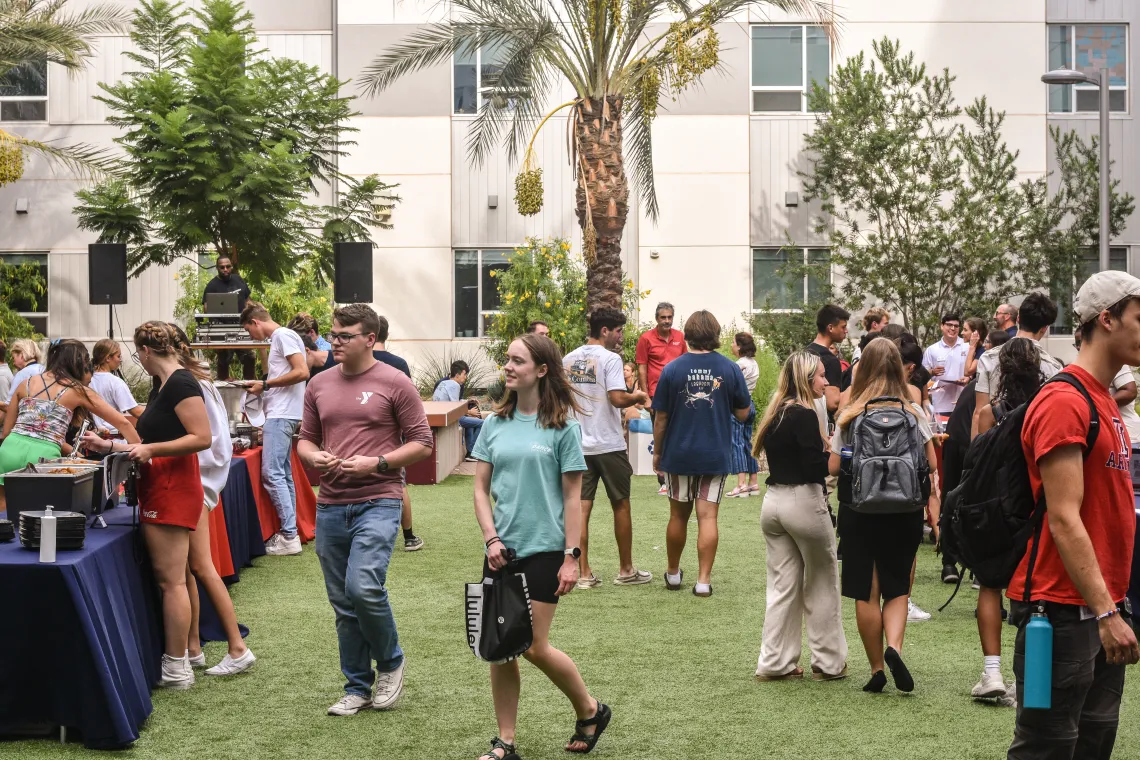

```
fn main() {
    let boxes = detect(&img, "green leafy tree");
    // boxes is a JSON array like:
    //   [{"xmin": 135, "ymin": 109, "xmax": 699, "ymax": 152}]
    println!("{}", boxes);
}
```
[
  {"xmin": 360, "ymin": 0, "xmax": 832, "ymax": 314},
  {"xmin": 72, "ymin": 0, "xmax": 398, "ymax": 286},
  {"xmin": 801, "ymin": 38, "xmax": 1067, "ymax": 345},
  {"xmin": 0, "ymin": 0, "xmax": 128, "ymax": 183},
  {"xmin": 0, "ymin": 260, "xmax": 46, "ymax": 341}
]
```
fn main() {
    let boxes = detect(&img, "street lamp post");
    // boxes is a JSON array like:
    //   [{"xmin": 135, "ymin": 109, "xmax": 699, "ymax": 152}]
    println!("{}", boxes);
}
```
[{"xmin": 1042, "ymin": 67, "xmax": 1111, "ymax": 272}]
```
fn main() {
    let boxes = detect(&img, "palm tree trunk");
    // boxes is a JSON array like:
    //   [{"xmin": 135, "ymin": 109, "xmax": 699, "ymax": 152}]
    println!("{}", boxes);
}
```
[{"xmin": 574, "ymin": 95, "xmax": 629, "ymax": 314}]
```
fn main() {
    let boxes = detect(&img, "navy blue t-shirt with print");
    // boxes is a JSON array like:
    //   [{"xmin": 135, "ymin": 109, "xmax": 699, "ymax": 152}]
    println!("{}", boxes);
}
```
[{"xmin": 651, "ymin": 352, "xmax": 751, "ymax": 475}]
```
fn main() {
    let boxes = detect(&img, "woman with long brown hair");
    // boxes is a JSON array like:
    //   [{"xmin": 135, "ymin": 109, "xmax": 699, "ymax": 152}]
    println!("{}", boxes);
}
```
[
  {"xmin": 753, "ymin": 351, "xmax": 847, "ymax": 681},
  {"xmin": 167, "ymin": 324, "xmax": 255, "ymax": 676},
  {"xmin": 472, "ymin": 333, "xmax": 609, "ymax": 759},
  {"xmin": 828, "ymin": 339, "xmax": 939, "ymax": 694},
  {"xmin": 83, "ymin": 322, "xmax": 212, "ymax": 690},
  {"xmin": 0, "ymin": 340, "xmax": 139, "ymax": 511}
]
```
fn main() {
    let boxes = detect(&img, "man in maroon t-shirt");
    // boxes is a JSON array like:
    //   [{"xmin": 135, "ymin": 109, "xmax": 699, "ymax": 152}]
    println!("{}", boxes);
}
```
[
  {"xmin": 298, "ymin": 304, "xmax": 433, "ymax": 717},
  {"xmin": 1008, "ymin": 271, "xmax": 1140, "ymax": 759},
  {"xmin": 635, "ymin": 302, "xmax": 687, "ymax": 492}
]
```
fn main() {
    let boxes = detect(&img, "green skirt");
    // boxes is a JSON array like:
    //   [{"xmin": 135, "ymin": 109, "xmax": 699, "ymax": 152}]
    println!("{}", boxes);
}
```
[{"xmin": 0, "ymin": 433, "xmax": 63, "ymax": 485}]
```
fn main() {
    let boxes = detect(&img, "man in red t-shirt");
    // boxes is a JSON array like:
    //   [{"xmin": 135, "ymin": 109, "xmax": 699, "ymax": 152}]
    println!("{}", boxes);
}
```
[
  {"xmin": 636, "ymin": 302, "xmax": 688, "ymax": 492},
  {"xmin": 1008, "ymin": 271, "xmax": 1140, "ymax": 760}
]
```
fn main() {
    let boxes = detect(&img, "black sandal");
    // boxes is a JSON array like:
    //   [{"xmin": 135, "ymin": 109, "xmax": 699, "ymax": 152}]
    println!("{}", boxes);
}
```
[
  {"xmin": 566, "ymin": 702, "xmax": 611, "ymax": 754},
  {"xmin": 480, "ymin": 737, "xmax": 521, "ymax": 760}
]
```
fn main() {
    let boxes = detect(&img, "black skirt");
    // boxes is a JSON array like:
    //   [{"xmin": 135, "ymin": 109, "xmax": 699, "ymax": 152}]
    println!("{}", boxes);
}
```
[
  {"xmin": 836, "ymin": 503, "xmax": 924, "ymax": 602},
  {"xmin": 483, "ymin": 551, "xmax": 564, "ymax": 605}
]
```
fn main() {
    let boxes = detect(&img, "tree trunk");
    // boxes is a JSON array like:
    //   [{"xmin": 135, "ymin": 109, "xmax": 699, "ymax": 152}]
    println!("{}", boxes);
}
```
[{"xmin": 574, "ymin": 95, "xmax": 629, "ymax": 315}]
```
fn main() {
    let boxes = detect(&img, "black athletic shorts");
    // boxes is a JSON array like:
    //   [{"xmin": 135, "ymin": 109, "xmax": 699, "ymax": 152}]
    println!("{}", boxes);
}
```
[{"xmin": 483, "ymin": 550, "xmax": 564, "ymax": 604}]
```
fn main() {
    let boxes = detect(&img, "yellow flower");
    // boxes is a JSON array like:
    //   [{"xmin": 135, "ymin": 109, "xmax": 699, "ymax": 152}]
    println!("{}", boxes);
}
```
[
  {"xmin": 561, "ymin": 241, "xmax": 570, "ymax": 251},
  {"xmin": 560, "ymin": 331, "xmax": 565, "ymax": 336},
  {"xmin": 645, "ymin": 289, "xmax": 652, "ymax": 295},
  {"xmin": 545, "ymin": 301, "xmax": 551, "ymax": 308},
  {"xmin": 627, "ymin": 280, "xmax": 633, "ymax": 288},
  {"xmin": 489, "ymin": 270, "xmax": 497, "ymax": 277}
]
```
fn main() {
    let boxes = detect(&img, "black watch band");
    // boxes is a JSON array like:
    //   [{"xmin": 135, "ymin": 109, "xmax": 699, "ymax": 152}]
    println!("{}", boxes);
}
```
[{"xmin": 376, "ymin": 455, "xmax": 389, "ymax": 473}]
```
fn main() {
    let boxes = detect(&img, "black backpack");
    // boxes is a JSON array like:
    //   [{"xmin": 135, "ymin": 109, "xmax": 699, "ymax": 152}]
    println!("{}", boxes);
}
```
[{"xmin": 940, "ymin": 373, "xmax": 1099, "ymax": 597}]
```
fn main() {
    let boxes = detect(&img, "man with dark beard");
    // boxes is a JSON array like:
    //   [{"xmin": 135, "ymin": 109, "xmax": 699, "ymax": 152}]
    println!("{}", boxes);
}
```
[{"xmin": 203, "ymin": 254, "xmax": 256, "ymax": 380}]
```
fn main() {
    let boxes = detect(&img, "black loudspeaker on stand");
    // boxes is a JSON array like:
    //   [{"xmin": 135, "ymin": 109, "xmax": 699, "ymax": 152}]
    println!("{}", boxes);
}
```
[
  {"xmin": 88, "ymin": 243, "xmax": 128, "ymax": 338},
  {"xmin": 334, "ymin": 242, "xmax": 373, "ymax": 303}
]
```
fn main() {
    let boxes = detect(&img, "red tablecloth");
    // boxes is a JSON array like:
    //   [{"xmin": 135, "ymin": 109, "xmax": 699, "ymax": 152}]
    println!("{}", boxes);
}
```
[
  {"xmin": 233, "ymin": 445, "xmax": 317, "ymax": 543},
  {"xmin": 208, "ymin": 504, "xmax": 235, "ymax": 579}
]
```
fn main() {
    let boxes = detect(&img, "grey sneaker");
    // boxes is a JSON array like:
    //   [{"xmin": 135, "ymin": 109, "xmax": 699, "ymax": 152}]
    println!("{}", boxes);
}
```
[
  {"xmin": 372, "ymin": 660, "xmax": 405, "ymax": 710},
  {"xmin": 327, "ymin": 693, "xmax": 372, "ymax": 716},
  {"xmin": 403, "ymin": 534, "xmax": 424, "ymax": 552},
  {"xmin": 999, "ymin": 681, "xmax": 1017, "ymax": 708},
  {"xmin": 266, "ymin": 533, "xmax": 302, "ymax": 556},
  {"xmin": 577, "ymin": 574, "xmax": 602, "ymax": 590}
]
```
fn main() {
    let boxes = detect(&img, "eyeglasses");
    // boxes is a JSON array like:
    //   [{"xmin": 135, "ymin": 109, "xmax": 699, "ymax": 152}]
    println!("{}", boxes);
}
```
[
  {"xmin": 329, "ymin": 332, "xmax": 365, "ymax": 344},
  {"xmin": 943, "ymin": 323, "xmax": 961, "ymax": 329}
]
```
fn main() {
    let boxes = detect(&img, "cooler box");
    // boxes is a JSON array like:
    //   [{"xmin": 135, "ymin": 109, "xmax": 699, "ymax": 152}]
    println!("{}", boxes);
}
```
[{"xmin": 628, "ymin": 418, "xmax": 655, "ymax": 476}]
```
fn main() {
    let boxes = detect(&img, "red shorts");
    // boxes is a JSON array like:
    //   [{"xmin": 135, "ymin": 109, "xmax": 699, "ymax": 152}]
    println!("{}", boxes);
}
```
[{"xmin": 138, "ymin": 454, "xmax": 205, "ymax": 530}]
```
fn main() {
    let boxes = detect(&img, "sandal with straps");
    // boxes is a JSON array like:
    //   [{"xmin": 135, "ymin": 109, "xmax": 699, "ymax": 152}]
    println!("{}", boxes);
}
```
[
  {"xmin": 480, "ymin": 737, "xmax": 521, "ymax": 760},
  {"xmin": 566, "ymin": 702, "xmax": 611, "ymax": 754}
]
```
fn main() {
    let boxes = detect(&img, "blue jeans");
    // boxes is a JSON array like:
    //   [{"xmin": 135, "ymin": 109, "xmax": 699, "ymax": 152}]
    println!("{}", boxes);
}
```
[
  {"xmin": 458, "ymin": 415, "xmax": 483, "ymax": 455},
  {"xmin": 315, "ymin": 498, "xmax": 404, "ymax": 697},
  {"xmin": 262, "ymin": 417, "xmax": 299, "ymax": 539}
]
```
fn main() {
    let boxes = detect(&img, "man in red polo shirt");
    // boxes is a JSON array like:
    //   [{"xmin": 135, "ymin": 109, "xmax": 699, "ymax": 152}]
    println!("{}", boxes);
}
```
[
  {"xmin": 1007, "ymin": 271, "xmax": 1140, "ymax": 760},
  {"xmin": 636, "ymin": 302, "xmax": 688, "ymax": 494}
]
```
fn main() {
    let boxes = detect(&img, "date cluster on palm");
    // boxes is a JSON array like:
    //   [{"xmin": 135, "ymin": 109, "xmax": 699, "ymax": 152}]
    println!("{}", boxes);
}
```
[
  {"xmin": 515, "ymin": 166, "xmax": 544, "ymax": 216},
  {"xmin": 0, "ymin": 143, "xmax": 24, "ymax": 187}
]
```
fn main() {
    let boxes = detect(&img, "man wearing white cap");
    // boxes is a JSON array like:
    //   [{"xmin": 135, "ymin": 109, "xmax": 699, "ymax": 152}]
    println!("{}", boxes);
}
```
[{"xmin": 1007, "ymin": 270, "xmax": 1140, "ymax": 759}]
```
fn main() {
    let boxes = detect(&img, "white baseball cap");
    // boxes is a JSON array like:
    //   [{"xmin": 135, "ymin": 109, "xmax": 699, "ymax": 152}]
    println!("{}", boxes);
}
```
[{"xmin": 1074, "ymin": 270, "xmax": 1140, "ymax": 326}]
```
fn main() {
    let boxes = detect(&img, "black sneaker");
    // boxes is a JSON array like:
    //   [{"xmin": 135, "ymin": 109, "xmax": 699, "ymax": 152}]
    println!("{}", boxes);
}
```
[
  {"xmin": 403, "ymin": 535, "xmax": 424, "ymax": 552},
  {"xmin": 941, "ymin": 563, "xmax": 960, "ymax": 584}
]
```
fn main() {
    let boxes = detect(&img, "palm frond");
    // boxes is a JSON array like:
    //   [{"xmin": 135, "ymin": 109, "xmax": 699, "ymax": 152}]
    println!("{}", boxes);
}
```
[
  {"xmin": 623, "ymin": 92, "xmax": 659, "ymax": 221},
  {"xmin": 0, "ymin": 0, "xmax": 132, "ymax": 73},
  {"xmin": 0, "ymin": 127, "xmax": 119, "ymax": 179}
]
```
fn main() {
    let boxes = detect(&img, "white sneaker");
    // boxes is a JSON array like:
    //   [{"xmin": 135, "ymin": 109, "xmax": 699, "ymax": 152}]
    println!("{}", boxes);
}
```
[
  {"xmin": 999, "ymin": 681, "xmax": 1017, "ymax": 707},
  {"xmin": 327, "ymin": 693, "xmax": 372, "ymax": 716},
  {"xmin": 158, "ymin": 654, "xmax": 194, "ymax": 690},
  {"xmin": 187, "ymin": 650, "xmax": 207, "ymax": 669},
  {"xmin": 265, "ymin": 533, "xmax": 302, "ymax": 556},
  {"xmin": 907, "ymin": 599, "xmax": 932, "ymax": 622},
  {"xmin": 657, "ymin": 484, "xmax": 668, "ymax": 496},
  {"xmin": 205, "ymin": 648, "xmax": 256, "ymax": 676},
  {"xmin": 971, "ymin": 670, "xmax": 1006, "ymax": 699},
  {"xmin": 371, "ymin": 660, "xmax": 405, "ymax": 710}
]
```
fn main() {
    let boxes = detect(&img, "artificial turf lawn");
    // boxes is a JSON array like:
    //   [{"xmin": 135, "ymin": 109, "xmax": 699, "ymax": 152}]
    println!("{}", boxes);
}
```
[{"xmin": 7, "ymin": 475, "xmax": 1139, "ymax": 760}]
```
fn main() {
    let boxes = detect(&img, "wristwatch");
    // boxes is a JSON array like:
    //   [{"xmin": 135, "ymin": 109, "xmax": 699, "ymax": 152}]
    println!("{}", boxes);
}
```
[
  {"xmin": 376, "ymin": 455, "xmax": 389, "ymax": 473},
  {"xmin": 565, "ymin": 547, "xmax": 581, "ymax": 559}
]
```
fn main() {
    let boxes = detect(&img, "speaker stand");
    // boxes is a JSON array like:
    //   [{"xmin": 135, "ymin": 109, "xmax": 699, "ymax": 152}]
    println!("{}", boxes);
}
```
[{"xmin": 108, "ymin": 305, "xmax": 114, "ymax": 339}]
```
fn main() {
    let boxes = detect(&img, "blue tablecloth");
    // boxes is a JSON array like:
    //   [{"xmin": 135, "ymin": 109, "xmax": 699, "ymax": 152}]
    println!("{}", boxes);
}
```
[
  {"xmin": 0, "ymin": 506, "xmax": 161, "ymax": 749},
  {"xmin": 197, "ymin": 457, "xmax": 261, "ymax": 643}
]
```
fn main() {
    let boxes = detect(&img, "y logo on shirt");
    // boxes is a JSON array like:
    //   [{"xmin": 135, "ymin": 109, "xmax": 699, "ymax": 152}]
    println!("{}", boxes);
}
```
[
  {"xmin": 357, "ymin": 391, "xmax": 374, "ymax": 405},
  {"xmin": 1105, "ymin": 416, "xmax": 1131, "ymax": 472}
]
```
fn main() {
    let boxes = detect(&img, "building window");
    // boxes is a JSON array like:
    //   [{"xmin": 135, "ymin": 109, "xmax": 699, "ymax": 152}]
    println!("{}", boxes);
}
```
[
  {"xmin": 750, "ymin": 25, "xmax": 829, "ymax": 113},
  {"xmin": 752, "ymin": 247, "xmax": 830, "ymax": 311},
  {"xmin": 453, "ymin": 44, "xmax": 515, "ymax": 115},
  {"xmin": 455, "ymin": 249, "xmax": 510, "ymax": 337},
  {"xmin": 1048, "ymin": 24, "xmax": 1128, "ymax": 113},
  {"xmin": 0, "ymin": 253, "xmax": 48, "ymax": 334},
  {"xmin": 0, "ymin": 60, "xmax": 48, "ymax": 121},
  {"xmin": 1050, "ymin": 247, "xmax": 1128, "ymax": 334}
]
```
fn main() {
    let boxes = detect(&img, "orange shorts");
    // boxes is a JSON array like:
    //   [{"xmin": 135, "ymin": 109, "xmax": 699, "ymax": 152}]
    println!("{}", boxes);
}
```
[{"xmin": 138, "ymin": 454, "xmax": 205, "ymax": 530}]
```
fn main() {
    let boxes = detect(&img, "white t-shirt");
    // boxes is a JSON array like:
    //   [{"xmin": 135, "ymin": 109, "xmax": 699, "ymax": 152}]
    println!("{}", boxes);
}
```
[
  {"xmin": 922, "ymin": 337, "xmax": 970, "ymax": 414},
  {"xmin": 198, "ymin": 380, "xmax": 233, "ymax": 509},
  {"xmin": 737, "ymin": 356, "xmax": 759, "ymax": 393},
  {"xmin": 264, "ymin": 327, "xmax": 306, "ymax": 420},
  {"xmin": 1110, "ymin": 365, "xmax": 1140, "ymax": 441},
  {"xmin": 7, "ymin": 362, "xmax": 43, "ymax": 402},
  {"xmin": 0, "ymin": 363, "xmax": 12, "ymax": 402},
  {"xmin": 89, "ymin": 372, "xmax": 139, "ymax": 434},
  {"xmin": 564, "ymin": 343, "xmax": 627, "ymax": 455},
  {"xmin": 976, "ymin": 338, "xmax": 1064, "ymax": 398}
]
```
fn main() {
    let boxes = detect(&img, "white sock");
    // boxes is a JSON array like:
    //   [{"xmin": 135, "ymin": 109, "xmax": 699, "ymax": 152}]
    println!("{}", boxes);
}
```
[
  {"xmin": 984, "ymin": 655, "xmax": 1001, "ymax": 675},
  {"xmin": 665, "ymin": 571, "xmax": 681, "ymax": 586}
]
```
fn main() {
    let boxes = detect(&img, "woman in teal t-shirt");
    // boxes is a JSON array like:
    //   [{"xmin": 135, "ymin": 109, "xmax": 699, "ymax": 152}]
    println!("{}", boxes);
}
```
[{"xmin": 472, "ymin": 334, "xmax": 610, "ymax": 760}]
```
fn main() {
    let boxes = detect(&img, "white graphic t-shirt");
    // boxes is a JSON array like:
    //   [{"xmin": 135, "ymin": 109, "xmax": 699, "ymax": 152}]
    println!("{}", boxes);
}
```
[{"xmin": 564, "ymin": 344, "xmax": 627, "ymax": 455}]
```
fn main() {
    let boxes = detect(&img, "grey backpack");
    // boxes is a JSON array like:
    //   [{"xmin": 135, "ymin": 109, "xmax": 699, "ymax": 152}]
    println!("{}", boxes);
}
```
[{"xmin": 849, "ymin": 397, "xmax": 930, "ymax": 514}]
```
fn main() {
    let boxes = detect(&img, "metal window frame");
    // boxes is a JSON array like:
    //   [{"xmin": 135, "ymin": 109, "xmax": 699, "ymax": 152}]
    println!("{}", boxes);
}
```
[
  {"xmin": 748, "ymin": 24, "xmax": 828, "ymax": 115},
  {"xmin": 749, "ymin": 246, "xmax": 832, "ymax": 313},
  {"xmin": 454, "ymin": 248, "xmax": 510, "ymax": 338},
  {"xmin": 0, "ymin": 59, "xmax": 49, "ymax": 123},
  {"xmin": 1046, "ymin": 23, "xmax": 1129, "ymax": 115},
  {"xmin": 1048, "ymin": 245, "xmax": 1130, "ymax": 334},
  {"xmin": 452, "ymin": 46, "xmax": 503, "ymax": 117}
]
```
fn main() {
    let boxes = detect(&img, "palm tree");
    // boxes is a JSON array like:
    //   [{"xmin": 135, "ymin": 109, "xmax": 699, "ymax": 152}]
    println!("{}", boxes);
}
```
[
  {"xmin": 361, "ymin": 0, "xmax": 833, "ymax": 312},
  {"xmin": 0, "ymin": 0, "xmax": 131, "ymax": 185}
]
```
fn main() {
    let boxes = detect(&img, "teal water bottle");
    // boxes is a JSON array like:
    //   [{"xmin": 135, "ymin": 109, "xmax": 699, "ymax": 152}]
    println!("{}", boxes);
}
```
[{"xmin": 1023, "ymin": 607, "xmax": 1053, "ymax": 709}]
